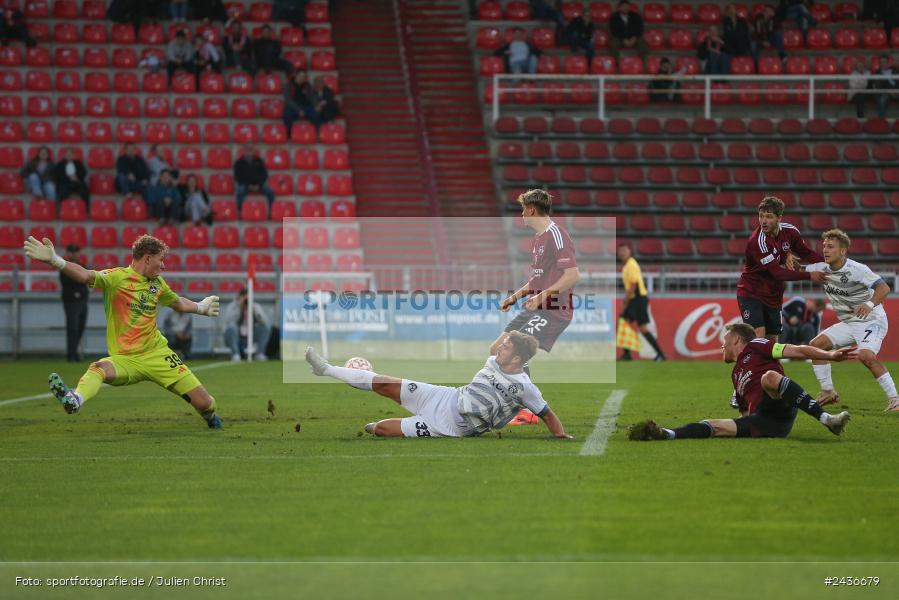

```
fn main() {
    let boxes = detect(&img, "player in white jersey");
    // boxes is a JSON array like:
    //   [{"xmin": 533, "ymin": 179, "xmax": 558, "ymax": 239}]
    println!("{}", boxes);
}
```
[
  {"xmin": 304, "ymin": 332, "xmax": 573, "ymax": 438},
  {"xmin": 804, "ymin": 229, "xmax": 897, "ymax": 411}
]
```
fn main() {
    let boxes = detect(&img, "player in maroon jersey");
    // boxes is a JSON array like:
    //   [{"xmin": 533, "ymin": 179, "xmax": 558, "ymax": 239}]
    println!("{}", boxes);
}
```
[
  {"xmin": 628, "ymin": 324, "xmax": 854, "ymax": 441},
  {"xmin": 496, "ymin": 189, "xmax": 580, "ymax": 424},
  {"xmin": 737, "ymin": 196, "xmax": 828, "ymax": 343}
]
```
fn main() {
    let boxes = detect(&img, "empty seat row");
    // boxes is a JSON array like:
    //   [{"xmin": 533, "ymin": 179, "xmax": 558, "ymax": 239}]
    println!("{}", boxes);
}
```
[
  {"xmin": 0, "ymin": 70, "xmax": 339, "ymax": 95},
  {"xmin": 0, "ymin": 120, "xmax": 346, "ymax": 145},
  {"xmin": 0, "ymin": 223, "xmax": 362, "ymax": 251},
  {"xmin": 504, "ymin": 188, "xmax": 899, "ymax": 212},
  {"xmin": 22, "ymin": 1, "xmax": 330, "ymax": 25},
  {"xmin": 502, "ymin": 164, "xmax": 899, "ymax": 186},
  {"xmin": 0, "ymin": 46, "xmax": 336, "ymax": 71},
  {"xmin": 610, "ymin": 236, "xmax": 896, "ymax": 260},
  {"xmin": 608, "ymin": 212, "xmax": 897, "ymax": 235},
  {"xmin": 493, "ymin": 115, "xmax": 899, "ymax": 137},
  {"xmin": 0, "ymin": 277, "xmax": 371, "ymax": 295},
  {"xmin": 498, "ymin": 140, "xmax": 899, "ymax": 163},
  {"xmin": 0, "ymin": 197, "xmax": 358, "ymax": 223},
  {"xmin": 476, "ymin": 1, "xmax": 858, "ymax": 25}
]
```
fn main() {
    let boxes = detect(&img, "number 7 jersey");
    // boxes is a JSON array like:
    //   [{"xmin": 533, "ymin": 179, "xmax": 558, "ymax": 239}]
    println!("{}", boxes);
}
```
[{"xmin": 92, "ymin": 266, "xmax": 179, "ymax": 355}]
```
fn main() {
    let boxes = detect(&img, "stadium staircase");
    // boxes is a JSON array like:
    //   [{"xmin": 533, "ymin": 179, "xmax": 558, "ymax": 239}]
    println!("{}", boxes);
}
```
[{"xmin": 467, "ymin": 0, "xmax": 899, "ymax": 268}]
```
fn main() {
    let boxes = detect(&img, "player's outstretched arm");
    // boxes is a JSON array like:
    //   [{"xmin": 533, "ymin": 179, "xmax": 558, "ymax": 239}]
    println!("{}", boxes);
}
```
[
  {"xmin": 170, "ymin": 295, "xmax": 220, "ymax": 316},
  {"xmin": 781, "ymin": 344, "xmax": 857, "ymax": 362},
  {"xmin": 23, "ymin": 236, "xmax": 96, "ymax": 285},
  {"xmin": 540, "ymin": 408, "xmax": 573, "ymax": 439}
]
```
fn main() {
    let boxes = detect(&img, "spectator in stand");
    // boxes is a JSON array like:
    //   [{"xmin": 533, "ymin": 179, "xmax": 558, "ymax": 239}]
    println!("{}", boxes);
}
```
[
  {"xmin": 283, "ymin": 70, "xmax": 315, "ymax": 135},
  {"xmin": 193, "ymin": 34, "xmax": 222, "ymax": 81},
  {"xmin": 779, "ymin": 297, "xmax": 823, "ymax": 347},
  {"xmin": 60, "ymin": 243, "xmax": 88, "ymax": 362},
  {"xmin": 698, "ymin": 26, "xmax": 731, "ymax": 75},
  {"xmin": 252, "ymin": 24, "xmax": 292, "ymax": 74},
  {"xmin": 147, "ymin": 144, "xmax": 174, "ymax": 186},
  {"xmin": 848, "ymin": 59, "xmax": 870, "ymax": 118},
  {"xmin": 872, "ymin": 54, "xmax": 898, "ymax": 118},
  {"xmin": 53, "ymin": 149, "xmax": 90, "ymax": 206},
  {"xmin": 163, "ymin": 309, "xmax": 193, "ymax": 360},
  {"xmin": 223, "ymin": 18, "xmax": 254, "ymax": 71},
  {"xmin": 722, "ymin": 4, "xmax": 752, "ymax": 59},
  {"xmin": 309, "ymin": 76, "xmax": 339, "ymax": 127},
  {"xmin": 115, "ymin": 143, "xmax": 150, "ymax": 200},
  {"xmin": 181, "ymin": 174, "xmax": 213, "ymax": 226},
  {"xmin": 494, "ymin": 27, "xmax": 541, "ymax": 75},
  {"xmin": 563, "ymin": 11, "xmax": 595, "ymax": 64},
  {"xmin": 0, "ymin": 0, "xmax": 36, "ymax": 47},
  {"xmin": 147, "ymin": 169, "xmax": 183, "ymax": 225},
  {"xmin": 21, "ymin": 146, "xmax": 56, "ymax": 200},
  {"xmin": 169, "ymin": 0, "xmax": 189, "ymax": 22},
  {"xmin": 193, "ymin": 0, "xmax": 228, "ymax": 22},
  {"xmin": 751, "ymin": 4, "xmax": 786, "ymax": 64},
  {"xmin": 224, "ymin": 288, "xmax": 272, "ymax": 362},
  {"xmin": 650, "ymin": 58, "xmax": 684, "ymax": 102},
  {"xmin": 166, "ymin": 30, "xmax": 195, "ymax": 82},
  {"xmin": 609, "ymin": 0, "xmax": 648, "ymax": 60},
  {"xmin": 274, "ymin": 0, "xmax": 307, "ymax": 27},
  {"xmin": 778, "ymin": 0, "xmax": 816, "ymax": 40},
  {"xmin": 233, "ymin": 145, "xmax": 275, "ymax": 212},
  {"xmin": 529, "ymin": 0, "xmax": 566, "ymax": 29}
]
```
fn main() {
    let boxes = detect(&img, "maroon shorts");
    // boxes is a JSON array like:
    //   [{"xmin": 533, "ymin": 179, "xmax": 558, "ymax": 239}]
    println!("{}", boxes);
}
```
[{"xmin": 504, "ymin": 310, "xmax": 572, "ymax": 352}]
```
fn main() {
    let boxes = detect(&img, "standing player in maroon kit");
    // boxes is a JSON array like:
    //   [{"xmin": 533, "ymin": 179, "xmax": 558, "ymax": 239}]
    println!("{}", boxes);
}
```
[
  {"xmin": 628, "ymin": 324, "xmax": 853, "ymax": 442},
  {"xmin": 737, "ymin": 196, "xmax": 828, "ymax": 342},
  {"xmin": 497, "ymin": 189, "xmax": 580, "ymax": 424}
]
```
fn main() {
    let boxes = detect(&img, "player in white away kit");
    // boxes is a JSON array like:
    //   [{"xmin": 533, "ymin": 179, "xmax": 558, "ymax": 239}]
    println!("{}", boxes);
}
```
[
  {"xmin": 804, "ymin": 229, "xmax": 898, "ymax": 411},
  {"xmin": 304, "ymin": 332, "xmax": 573, "ymax": 438}
]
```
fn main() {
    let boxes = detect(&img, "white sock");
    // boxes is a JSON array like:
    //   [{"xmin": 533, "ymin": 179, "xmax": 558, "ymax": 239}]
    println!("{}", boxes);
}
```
[
  {"xmin": 324, "ymin": 365, "xmax": 375, "ymax": 390},
  {"xmin": 662, "ymin": 428, "xmax": 675, "ymax": 440},
  {"xmin": 876, "ymin": 372, "xmax": 897, "ymax": 399},
  {"xmin": 819, "ymin": 413, "xmax": 831, "ymax": 425},
  {"xmin": 812, "ymin": 363, "xmax": 833, "ymax": 391}
]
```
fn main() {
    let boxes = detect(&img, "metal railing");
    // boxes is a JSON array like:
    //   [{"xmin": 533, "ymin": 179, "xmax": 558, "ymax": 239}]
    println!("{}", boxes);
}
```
[{"xmin": 491, "ymin": 73, "xmax": 899, "ymax": 121}]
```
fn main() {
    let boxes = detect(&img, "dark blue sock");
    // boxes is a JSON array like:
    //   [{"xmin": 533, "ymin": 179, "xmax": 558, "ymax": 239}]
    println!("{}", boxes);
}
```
[
  {"xmin": 672, "ymin": 421, "xmax": 713, "ymax": 439},
  {"xmin": 779, "ymin": 377, "xmax": 823, "ymax": 418}
]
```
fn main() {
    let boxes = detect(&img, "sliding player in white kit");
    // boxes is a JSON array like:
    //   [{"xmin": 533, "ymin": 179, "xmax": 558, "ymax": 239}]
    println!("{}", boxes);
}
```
[
  {"xmin": 804, "ymin": 229, "xmax": 898, "ymax": 411},
  {"xmin": 304, "ymin": 331, "xmax": 573, "ymax": 438}
]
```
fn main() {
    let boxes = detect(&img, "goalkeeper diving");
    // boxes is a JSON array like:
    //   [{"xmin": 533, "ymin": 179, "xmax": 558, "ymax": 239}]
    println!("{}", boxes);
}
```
[{"xmin": 24, "ymin": 234, "xmax": 224, "ymax": 429}]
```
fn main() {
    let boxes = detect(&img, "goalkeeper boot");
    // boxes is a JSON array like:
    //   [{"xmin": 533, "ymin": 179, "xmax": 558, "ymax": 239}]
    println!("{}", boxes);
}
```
[
  {"xmin": 48, "ymin": 372, "xmax": 83, "ymax": 414},
  {"xmin": 304, "ymin": 347, "xmax": 331, "ymax": 376},
  {"xmin": 815, "ymin": 389, "xmax": 840, "ymax": 407},
  {"xmin": 207, "ymin": 414, "xmax": 223, "ymax": 430},
  {"xmin": 823, "ymin": 411, "xmax": 850, "ymax": 436}
]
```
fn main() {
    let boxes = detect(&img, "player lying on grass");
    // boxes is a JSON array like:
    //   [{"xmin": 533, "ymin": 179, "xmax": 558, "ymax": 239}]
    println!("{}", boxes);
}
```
[
  {"xmin": 629, "ymin": 323, "xmax": 854, "ymax": 441},
  {"xmin": 305, "ymin": 331, "xmax": 573, "ymax": 439},
  {"xmin": 23, "ymin": 234, "xmax": 224, "ymax": 429},
  {"xmin": 801, "ymin": 229, "xmax": 898, "ymax": 412}
]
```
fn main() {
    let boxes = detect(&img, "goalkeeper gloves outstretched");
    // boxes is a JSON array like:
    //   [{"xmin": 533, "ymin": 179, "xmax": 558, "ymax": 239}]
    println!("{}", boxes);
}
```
[
  {"xmin": 197, "ymin": 295, "xmax": 220, "ymax": 317},
  {"xmin": 23, "ymin": 236, "xmax": 66, "ymax": 270}
]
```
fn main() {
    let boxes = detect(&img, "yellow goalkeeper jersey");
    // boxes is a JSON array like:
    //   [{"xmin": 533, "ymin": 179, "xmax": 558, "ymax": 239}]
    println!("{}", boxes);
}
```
[{"xmin": 92, "ymin": 266, "xmax": 179, "ymax": 356}]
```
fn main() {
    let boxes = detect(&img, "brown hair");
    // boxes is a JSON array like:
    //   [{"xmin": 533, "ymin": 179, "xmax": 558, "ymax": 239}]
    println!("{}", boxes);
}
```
[
  {"xmin": 725, "ymin": 323, "xmax": 756, "ymax": 344},
  {"xmin": 507, "ymin": 331, "xmax": 539, "ymax": 364},
  {"xmin": 821, "ymin": 228, "xmax": 850, "ymax": 249},
  {"xmin": 757, "ymin": 196, "xmax": 785, "ymax": 217},
  {"xmin": 518, "ymin": 189, "xmax": 553, "ymax": 215},
  {"xmin": 131, "ymin": 235, "xmax": 169, "ymax": 260}
]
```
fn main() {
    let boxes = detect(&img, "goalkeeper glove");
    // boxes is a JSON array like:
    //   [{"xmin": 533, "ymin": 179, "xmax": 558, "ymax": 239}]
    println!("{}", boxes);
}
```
[
  {"xmin": 23, "ymin": 236, "xmax": 66, "ymax": 270},
  {"xmin": 197, "ymin": 295, "xmax": 220, "ymax": 317}
]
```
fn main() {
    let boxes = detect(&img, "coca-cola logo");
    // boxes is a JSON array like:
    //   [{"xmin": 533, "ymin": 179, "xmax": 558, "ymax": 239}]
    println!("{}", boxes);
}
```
[{"xmin": 674, "ymin": 303, "xmax": 742, "ymax": 357}]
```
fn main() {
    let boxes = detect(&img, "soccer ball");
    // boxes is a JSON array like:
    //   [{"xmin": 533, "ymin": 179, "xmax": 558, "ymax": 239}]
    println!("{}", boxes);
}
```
[{"xmin": 344, "ymin": 357, "xmax": 373, "ymax": 371}]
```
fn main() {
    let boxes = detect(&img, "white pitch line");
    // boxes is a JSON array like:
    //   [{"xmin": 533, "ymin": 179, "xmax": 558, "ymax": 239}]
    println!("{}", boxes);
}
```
[
  {"xmin": 0, "ymin": 360, "xmax": 233, "ymax": 408},
  {"xmin": 580, "ymin": 389, "xmax": 627, "ymax": 456},
  {"xmin": 0, "ymin": 452, "xmax": 570, "ymax": 462}
]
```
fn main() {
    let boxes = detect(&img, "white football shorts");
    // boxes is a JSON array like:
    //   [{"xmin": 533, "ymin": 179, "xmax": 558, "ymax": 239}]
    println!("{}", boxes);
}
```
[
  {"xmin": 820, "ymin": 314, "xmax": 889, "ymax": 355},
  {"xmin": 398, "ymin": 379, "xmax": 468, "ymax": 438}
]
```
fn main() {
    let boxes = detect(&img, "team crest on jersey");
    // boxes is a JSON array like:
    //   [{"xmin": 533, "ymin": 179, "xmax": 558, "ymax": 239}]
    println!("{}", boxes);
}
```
[
  {"xmin": 743, "ymin": 309, "xmax": 750, "ymax": 320},
  {"xmin": 149, "ymin": 284, "xmax": 158, "ymax": 295},
  {"xmin": 782, "ymin": 242, "xmax": 790, "ymax": 252},
  {"xmin": 407, "ymin": 382, "xmax": 418, "ymax": 393},
  {"xmin": 743, "ymin": 354, "xmax": 751, "ymax": 364},
  {"xmin": 840, "ymin": 274, "xmax": 849, "ymax": 284},
  {"xmin": 537, "ymin": 245, "xmax": 545, "ymax": 256},
  {"xmin": 508, "ymin": 384, "xmax": 519, "ymax": 395}
]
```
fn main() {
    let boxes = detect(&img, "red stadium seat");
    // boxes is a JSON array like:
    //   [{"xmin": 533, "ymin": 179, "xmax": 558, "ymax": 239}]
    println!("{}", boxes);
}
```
[
  {"xmin": 298, "ymin": 174, "xmax": 323, "ymax": 195},
  {"xmin": 307, "ymin": 27, "xmax": 332, "ymax": 47},
  {"xmin": 212, "ymin": 226, "xmax": 240, "ymax": 250},
  {"xmin": 120, "ymin": 226, "xmax": 147, "ymax": 248},
  {"xmin": 208, "ymin": 174, "xmax": 234, "ymax": 196},
  {"xmin": 83, "ymin": 0, "xmax": 105, "ymax": 19},
  {"xmin": 211, "ymin": 200, "xmax": 237, "ymax": 222},
  {"xmin": 113, "ymin": 72, "xmax": 139, "ymax": 93},
  {"xmin": 59, "ymin": 225, "xmax": 87, "ymax": 249},
  {"xmin": 807, "ymin": 28, "xmax": 831, "ymax": 49},
  {"xmin": 864, "ymin": 28, "xmax": 887, "ymax": 49},
  {"xmin": 185, "ymin": 253, "xmax": 212, "ymax": 272},
  {"xmin": 233, "ymin": 123, "xmax": 259, "ymax": 144},
  {"xmin": 0, "ymin": 198, "xmax": 24, "ymax": 221},
  {"xmin": 58, "ymin": 198, "xmax": 86, "ymax": 222},
  {"xmin": 271, "ymin": 199, "xmax": 297, "ymax": 220},
  {"xmin": 320, "ymin": 123, "xmax": 345, "ymax": 144},
  {"xmin": 264, "ymin": 148, "xmax": 290, "ymax": 170},
  {"xmin": 91, "ymin": 253, "xmax": 120, "ymax": 270},
  {"xmin": 269, "ymin": 174, "xmax": 293, "ymax": 197},
  {"xmin": 86, "ymin": 147, "xmax": 113, "ymax": 169},
  {"xmin": 89, "ymin": 200, "xmax": 116, "ymax": 223},
  {"xmin": 0, "ymin": 71, "xmax": 23, "ymax": 91},
  {"xmin": 241, "ymin": 199, "xmax": 268, "ymax": 222},
  {"xmin": 120, "ymin": 197, "xmax": 147, "ymax": 222},
  {"xmin": 835, "ymin": 28, "xmax": 860, "ymax": 49},
  {"xmin": 112, "ymin": 48, "xmax": 137, "ymax": 68},
  {"xmin": 331, "ymin": 200, "xmax": 356, "ymax": 221},
  {"xmin": 152, "ymin": 225, "xmax": 179, "ymax": 248}
]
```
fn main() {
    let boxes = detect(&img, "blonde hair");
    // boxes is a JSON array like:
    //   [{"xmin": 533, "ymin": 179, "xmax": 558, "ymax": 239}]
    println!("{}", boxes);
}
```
[
  {"xmin": 725, "ymin": 323, "xmax": 756, "ymax": 344},
  {"xmin": 821, "ymin": 228, "xmax": 850, "ymax": 249},
  {"xmin": 507, "ymin": 331, "xmax": 539, "ymax": 363},
  {"xmin": 131, "ymin": 235, "xmax": 169, "ymax": 260}
]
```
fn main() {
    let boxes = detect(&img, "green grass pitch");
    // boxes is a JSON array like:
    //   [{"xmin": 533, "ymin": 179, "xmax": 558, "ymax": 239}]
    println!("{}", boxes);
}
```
[{"xmin": 1, "ymin": 358, "xmax": 898, "ymax": 600}]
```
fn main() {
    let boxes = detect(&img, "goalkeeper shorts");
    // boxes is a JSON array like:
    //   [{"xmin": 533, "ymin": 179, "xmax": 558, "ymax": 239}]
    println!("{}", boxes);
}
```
[{"xmin": 102, "ymin": 348, "xmax": 200, "ymax": 396}]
